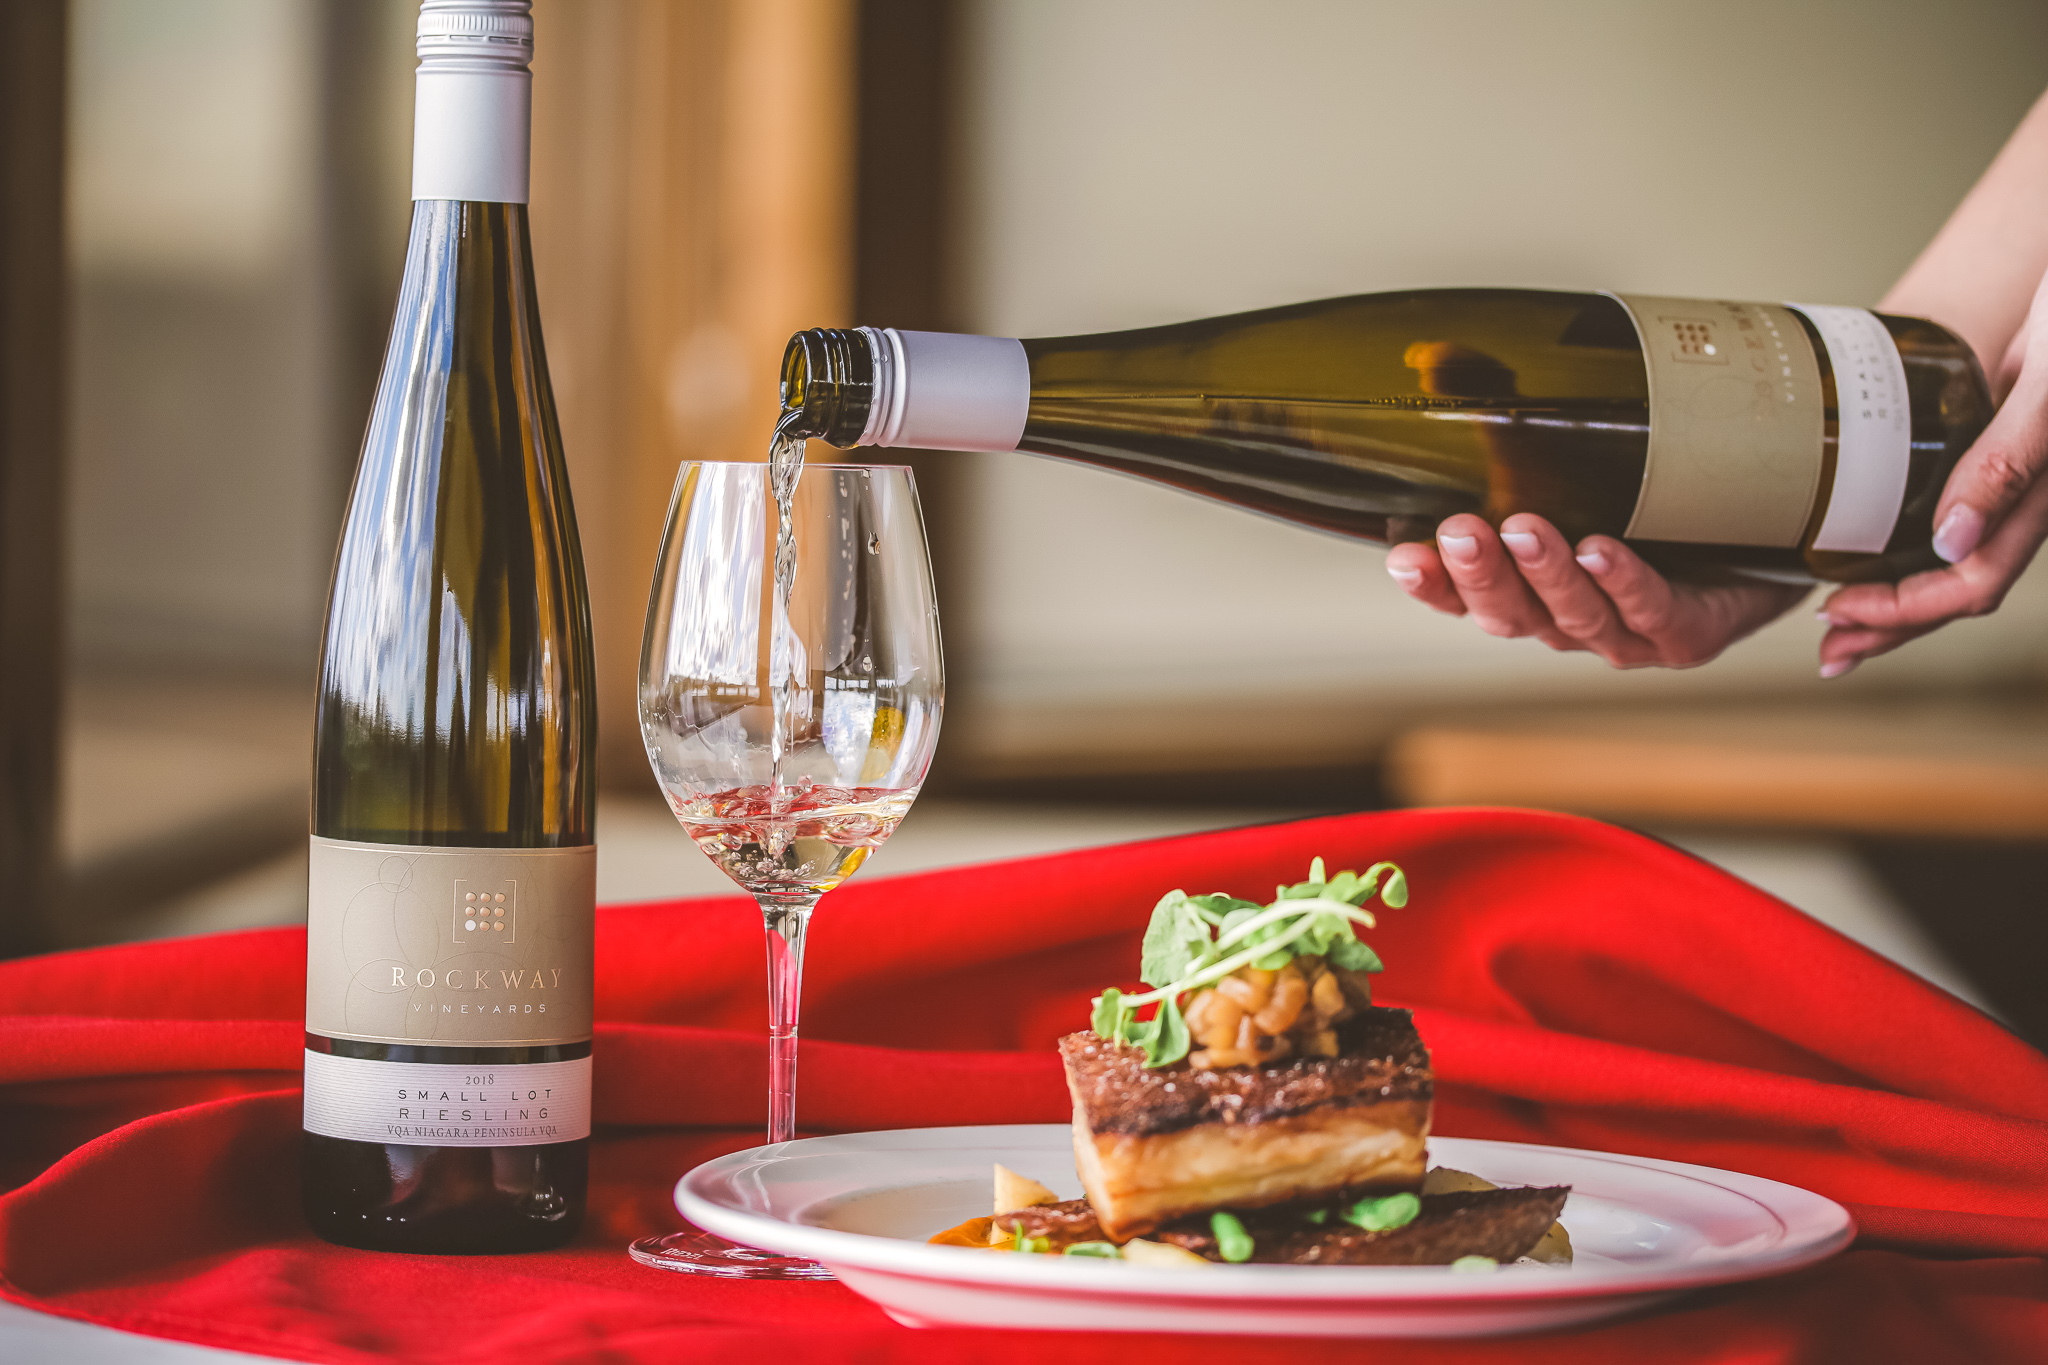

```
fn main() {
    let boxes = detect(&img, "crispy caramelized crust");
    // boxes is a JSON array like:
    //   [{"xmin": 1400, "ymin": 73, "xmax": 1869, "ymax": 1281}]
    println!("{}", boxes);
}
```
[
  {"xmin": 1061, "ymin": 1009, "xmax": 1433, "ymax": 1238},
  {"xmin": 1060, "ymin": 1008, "xmax": 1431, "ymax": 1137},
  {"xmin": 1156, "ymin": 1186, "xmax": 1570, "ymax": 1265}
]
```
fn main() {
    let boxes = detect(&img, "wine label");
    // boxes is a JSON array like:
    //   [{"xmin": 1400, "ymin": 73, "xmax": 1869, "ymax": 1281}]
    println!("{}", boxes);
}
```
[
  {"xmin": 303, "ymin": 1050, "xmax": 591, "ymax": 1147},
  {"xmin": 1616, "ymin": 296, "xmax": 1825, "ymax": 547},
  {"xmin": 305, "ymin": 838, "xmax": 595, "ymax": 1047},
  {"xmin": 1789, "ymin": 303, "xmax": 1913, "ymax": 553}
]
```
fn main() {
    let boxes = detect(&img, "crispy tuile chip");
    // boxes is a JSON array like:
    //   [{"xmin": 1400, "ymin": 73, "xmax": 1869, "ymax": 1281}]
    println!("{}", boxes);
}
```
[{"xmin": 1422, "ymin": 1166, "xmax": 1572, "ymax": 1264}]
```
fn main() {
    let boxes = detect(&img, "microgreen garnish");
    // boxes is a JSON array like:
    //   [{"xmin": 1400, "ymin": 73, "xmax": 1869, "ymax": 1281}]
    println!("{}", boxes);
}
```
[
  {"xmin": 1340, "ymin": 1192, "xmax": 1421, "ymax": 1232},
  {"xmin": 1091, "ymin": 989, "xmax": 1189, "ymax": 1065},
  {"xmin": 1210, "ymin": 1211, "xmax": 1256, "ymax": 1263},
  {"xmin": 1303, "ymin": 1208, "xmax": 1330, "ymax": 1225},
  {"xmin": 1090, "ymin": 856, "xmax": 1407, "ymax": 1066},
  {"xmin": 1009, "ymin": 1221, "xmax": 1050, "ymax": 1254},
  {"xmin": 1063, "ymin": 1241, "xmax": 1123, "ymax": 1258}
]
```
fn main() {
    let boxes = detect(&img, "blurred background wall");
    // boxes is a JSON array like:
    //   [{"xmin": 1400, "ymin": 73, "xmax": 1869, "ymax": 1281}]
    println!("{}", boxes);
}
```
[
  {"xmin": 69, "ymin": 0, "xmax": 407, "ymax": 677},
  {"xmin": 22, "ymin": 0, "xmax": 2048, "ymax": 1040},
  {"xmin": 947, "ymin": 0, "xmax": 2048, "ymax": 780},
  {"xmin": 57, "ymin": 0, "xmax": 415, "ymax": 945},
  {"xmin": 51, "ymin": 0, "xmax": 854, "ymax": 945}
]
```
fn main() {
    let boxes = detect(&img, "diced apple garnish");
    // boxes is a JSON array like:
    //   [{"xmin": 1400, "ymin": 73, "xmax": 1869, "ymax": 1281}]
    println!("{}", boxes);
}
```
[
  {"xmin": 1120, "ymin": 1238, "xmax": 1213, "ymax": 1268},
  {"xmin": 993, "ymin": 1163, "xmax": 1059, "ymax": 1216},
  {"xmin": 1526, "ymin": 1218, "xmax": 1574, "ymax": 1265},
  {"xmin": 1421, "ymin": 1166, "xmax": 1498, "ymax": 1195}
]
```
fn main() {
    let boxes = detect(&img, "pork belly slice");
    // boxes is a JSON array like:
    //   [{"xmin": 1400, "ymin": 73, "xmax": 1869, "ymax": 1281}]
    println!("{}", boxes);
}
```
[
  {"xmin": 1155, "ymin": 1186, "xmax": 1570, "ymax": 1266},
  {"xmin": 1060, "ymin": 1006, "xmax": 1432, "ymax": 1240}
]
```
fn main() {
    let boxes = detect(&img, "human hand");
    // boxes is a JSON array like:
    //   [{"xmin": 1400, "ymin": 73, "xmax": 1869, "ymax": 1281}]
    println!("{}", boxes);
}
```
[
  {"xmin": 1818, "ymin": 270, "xmax": 2048, "ymax": 677},
  {"xmin": 1385, "ymin": 512, "xmax": 1809, "ymax": 669}
]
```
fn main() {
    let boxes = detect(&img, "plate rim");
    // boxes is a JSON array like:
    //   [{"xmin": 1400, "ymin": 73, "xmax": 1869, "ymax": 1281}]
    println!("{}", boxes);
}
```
[{"xmin": 675, "ymin": 1125, "xmax": 1855, "ymax": 1303}]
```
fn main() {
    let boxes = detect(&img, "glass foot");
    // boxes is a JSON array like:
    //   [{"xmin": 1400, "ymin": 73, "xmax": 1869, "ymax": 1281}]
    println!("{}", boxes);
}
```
[{"xmin": 628, "ymin": 1226, "xmax": 836, "ymax": 1280}]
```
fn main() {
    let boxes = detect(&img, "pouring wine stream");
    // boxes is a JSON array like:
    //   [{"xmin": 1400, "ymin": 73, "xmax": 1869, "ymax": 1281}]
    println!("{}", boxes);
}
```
[{"xmin": 764, "ymin": 409, "xmax": 807, "ymax": 1147}]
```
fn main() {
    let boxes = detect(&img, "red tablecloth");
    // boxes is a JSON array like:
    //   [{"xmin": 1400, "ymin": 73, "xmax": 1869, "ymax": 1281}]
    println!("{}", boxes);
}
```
[{"xmin": 2, "ymin": 808, "xmax": 2045, "ymax": 1363}]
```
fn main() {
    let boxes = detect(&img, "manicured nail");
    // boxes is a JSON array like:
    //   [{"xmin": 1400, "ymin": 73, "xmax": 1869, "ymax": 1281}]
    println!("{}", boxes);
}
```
[
  {"xmin": 1388, "ymin": 565, "xmax": 1423, "ymax": 589},
  {"xmin": 1932, "ymin": 505, "xmax": 1983, "ymax": 564},
  {"xmin": 1575, "ymin": 549, "xmax": 1611, "ymax": 575},
  {"xmin": 1439, "ymin": 534, "xmax": 1479, "ymax": 565},
  {"xmin": 1820, "ymin": 659, "xmax": 1858, "ymax": 680},
  {"xmin": 1815, "ymin": 608, "xmax": 1835, "ymax": 623},
  {"xmin": 1500, "ymin": 531, "xmax": 1541, "ymax": 565}
]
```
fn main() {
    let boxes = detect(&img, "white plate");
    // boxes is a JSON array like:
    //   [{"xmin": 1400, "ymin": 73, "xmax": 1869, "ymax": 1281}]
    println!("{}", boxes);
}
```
[{"xmin": 677, "ymin": 1125, "xmax": 1853, "ymax": 1338}]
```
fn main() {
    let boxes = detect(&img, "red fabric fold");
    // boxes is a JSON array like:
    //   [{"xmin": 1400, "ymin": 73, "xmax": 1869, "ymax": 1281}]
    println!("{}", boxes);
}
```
[{"xmin": 1, "ymin": 807, "xmax": 2044, "ymax": 1363}]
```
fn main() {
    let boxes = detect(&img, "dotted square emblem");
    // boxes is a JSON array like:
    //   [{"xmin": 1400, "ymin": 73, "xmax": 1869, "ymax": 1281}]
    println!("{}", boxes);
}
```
[
  {"xmin": 1664, "ymin": 317, "xmax": 1727, "ymax": 365},
  {"xmin": 454, "ymin": 880, "xmax": 517, "ymax": 943}
]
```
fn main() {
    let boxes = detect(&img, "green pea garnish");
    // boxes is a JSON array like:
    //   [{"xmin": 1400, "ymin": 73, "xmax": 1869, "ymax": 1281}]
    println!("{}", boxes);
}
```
[
  {"xmin": 1063, "ymin": 1241, "xmax": 1123, "ymax": 1258},
  {"xmin": 1340, "ymin": 1191, "xmax": 1421, "ymax": 1232},
  {"xmin": 1210, "ymin": 1210, "xmax": 1256, "ymax": 1263}
]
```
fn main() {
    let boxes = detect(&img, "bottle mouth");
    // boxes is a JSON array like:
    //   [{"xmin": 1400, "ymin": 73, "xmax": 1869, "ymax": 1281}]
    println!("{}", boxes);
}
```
[
  {"xmin": 417, "ymin": 0, "xmax": 534, "ymax": 70},
  {"xmin": 780, "ymin": 328, "xmax": 875, "ymax": 447}
]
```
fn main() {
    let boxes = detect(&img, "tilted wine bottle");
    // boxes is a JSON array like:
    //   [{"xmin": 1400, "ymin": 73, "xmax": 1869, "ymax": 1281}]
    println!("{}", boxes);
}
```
[
  {"xmin": 780, "ymin": 291, "xmax": 1993, "ymax": 582},
  {"xmin": 303, "ymin": 0, "xmax": 595, "ymax": 1253}
]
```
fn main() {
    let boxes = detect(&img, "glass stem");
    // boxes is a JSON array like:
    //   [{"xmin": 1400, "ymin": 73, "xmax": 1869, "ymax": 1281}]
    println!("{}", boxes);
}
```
[{"xmin": 759, "ymin": 896, "xmax": 816, "ymax": 1145}]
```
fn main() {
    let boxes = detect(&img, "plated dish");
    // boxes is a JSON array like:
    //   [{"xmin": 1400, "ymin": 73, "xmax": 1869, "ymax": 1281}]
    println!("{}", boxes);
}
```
[
  {"xmin": 678, "ymin": 1127, "xmax": 1854, "ymax": 1337},
  {"xmin": 677, "ymin": 856, "xmax": 1853, "ymax": 1335}
]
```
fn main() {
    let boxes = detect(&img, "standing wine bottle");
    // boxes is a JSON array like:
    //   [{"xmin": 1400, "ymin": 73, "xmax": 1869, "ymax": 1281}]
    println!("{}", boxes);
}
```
[
  {"xmin": 780, "ymin": 290, "xmax": 1993, "ymax": 583},
  {"xmin": 302, "ymin": 0, "xmax": 595, "ymax": 1253}
]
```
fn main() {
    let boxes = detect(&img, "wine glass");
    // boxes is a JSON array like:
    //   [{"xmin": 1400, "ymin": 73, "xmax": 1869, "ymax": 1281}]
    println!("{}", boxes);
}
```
[{"xmin": 627, "ymin": 460, "xmax": 943, "ymax": 1279}]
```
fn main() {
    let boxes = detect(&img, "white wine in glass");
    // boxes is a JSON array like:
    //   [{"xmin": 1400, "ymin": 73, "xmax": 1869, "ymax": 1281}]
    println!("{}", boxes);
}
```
[{"xmin": 629, "ymin": 459, "xmax": 942, "ymax": 1279}]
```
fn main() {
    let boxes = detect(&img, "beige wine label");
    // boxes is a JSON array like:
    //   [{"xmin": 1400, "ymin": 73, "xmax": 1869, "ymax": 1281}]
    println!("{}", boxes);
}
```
[
  {"xmin": 1615, "ymin": 295, "xmax": 1825, "ymax": 547},
  {"xmin": 305, "ymin": 837, "xmax": 595, "ymax": 1047}
]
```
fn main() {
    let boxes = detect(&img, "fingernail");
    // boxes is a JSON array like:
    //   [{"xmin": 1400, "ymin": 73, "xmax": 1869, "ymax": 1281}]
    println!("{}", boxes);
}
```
[
  {"xmin": 1932, "ymin": 505, "xmax": 1983, "ymax": 563},
  {"xmin": 1575, "ymin": 549, "xmax": 1611, "ymax": 574},
  {"xmin": 1388, "ymin": 565, "xmax": 1423, "ymax": 589},
  {"xmin": 1439, "ymin": 534, "xmax": 1479, "ymax": 565},
  {"xmin": 1820, "ymin": 659, "xmax": 1858, "ymax": 680},
  {"xmin": 1815, "ymin": 608, "xmax": 1837, "ymax": 625},
  {"xmin": 1500, "ymin": 531, "xmax": 1541, "ymax": 564}
]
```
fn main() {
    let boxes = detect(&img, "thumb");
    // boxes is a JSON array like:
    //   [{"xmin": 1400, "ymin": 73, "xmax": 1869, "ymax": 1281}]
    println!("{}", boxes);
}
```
[{"xmin": 1931, "ymin": 272, "xmax": 2048, "ymax": 563}]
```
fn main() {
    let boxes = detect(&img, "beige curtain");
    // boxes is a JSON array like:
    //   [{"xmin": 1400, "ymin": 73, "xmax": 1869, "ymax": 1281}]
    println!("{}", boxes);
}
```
[{"xmin": 527, "ymin": 0, "xmax": 853, "ymax": 785}]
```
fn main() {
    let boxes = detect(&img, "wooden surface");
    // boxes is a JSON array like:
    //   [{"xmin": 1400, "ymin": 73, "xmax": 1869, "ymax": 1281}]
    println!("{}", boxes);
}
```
[
  {"xmin": 852, "ymin": 0, "xmax": 968, "ymax": 789},
  {"xmin": 528, "ymin": 0, "xmax": 855, "ymax": 788},
  {"xmin": 0, "ymin": 0, "xmax": 66, "ymax": 957},
  {"xmin": 1387, "ymin": 697, "xmax": 2048, "ymax": 838}
]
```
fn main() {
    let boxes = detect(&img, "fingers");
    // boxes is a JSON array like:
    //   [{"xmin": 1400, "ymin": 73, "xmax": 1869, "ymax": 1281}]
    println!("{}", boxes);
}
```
[
  {"xmin": 1387, "ymin": 515, "xmax": 1802, "ymax": 670},
  {"xmin": 1930, "ymin": 270, "xmax": 2048, "ymax": 561},
  {"xmin": 1566, "ymin": 535, "xmax": 1692, "ymax": 654},
  {"xmin": 1817, "ymin": 622, "xmax": 1928, "ymax": 679},
  {"xmin": 1427, "ymin": 514, "xmax": 1558, "ymax": 638},
  {"xmin": 1494, "ymin": 515, "xmax": 1646, "ymax": 659},
  {"xmin": 1822, "ymin": 466, "xmax": 2048, "ymax": 639},
  {"xmin": 1571, "ymin": 535, "xmax": 1807, "ymax": 667},
  {"xmin": 1384, "ymin": 540, "xmax": 1466, "ymax": 616}
]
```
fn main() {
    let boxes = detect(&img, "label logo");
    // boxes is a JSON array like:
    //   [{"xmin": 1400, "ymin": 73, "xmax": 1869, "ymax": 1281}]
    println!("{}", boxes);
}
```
[
  {"xmin": 454, "ymin": 879, "xmax": 517, "ymax": 943},
  {"xmin": 1662, "ymin": 315, "xmax": 1727, "ymax": 365}
]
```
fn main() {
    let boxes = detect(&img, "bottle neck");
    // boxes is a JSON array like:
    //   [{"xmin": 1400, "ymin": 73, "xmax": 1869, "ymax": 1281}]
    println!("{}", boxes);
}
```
[
  {"xmin": 412, "ymin": 0, "xmax": 533, "ymax": 204},
  {"xmin": 780, "ymin": 326, "xmax": 1032, "ymax": 452}
]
